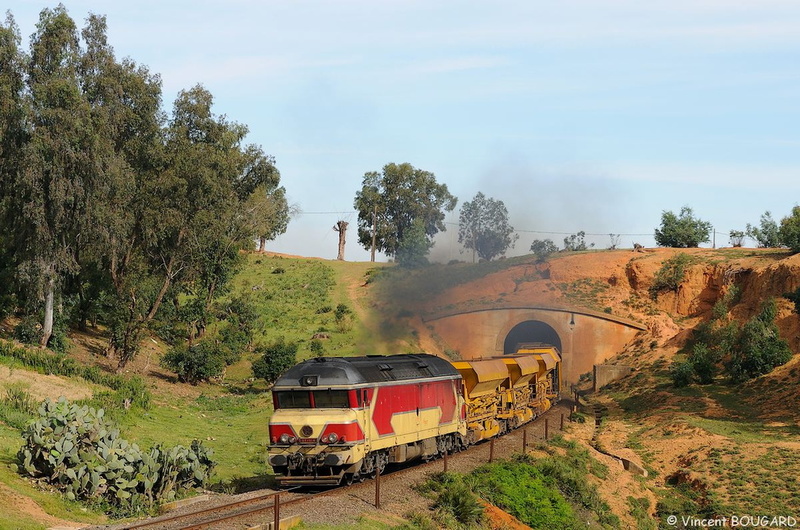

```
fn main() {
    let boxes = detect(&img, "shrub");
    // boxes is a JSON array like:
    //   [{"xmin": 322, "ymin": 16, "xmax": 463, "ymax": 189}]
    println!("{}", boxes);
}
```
[
  {"xmin": 14, "ymin": 316, "xmax": 42, "ymax": 345},
  {"xmin": 252, "ymin": 339, "xmax": 298, "ymax": 384},
  {"xmin": 562, "ymin": 231, "xmax": 594, "ymax": 252},
  {"xmin": 729, "ymin": 230, "xmax": 745, "ymax": 247},
  {"xmin": 0, "ymin": 384, "xmax": 38, "ymax": 430},
  {"xmin": 649, "ymin": 253, "xmax": 692, "ymax": 299},
  {"xmin": 161, "ymin": 341, "xmax": 226, "ymax": 384},
  {"xmin": 530, "ymin": 239, "xmax": 558, "ymax": 261},
  {"xmin": 688, "ymin": 343, "xmax": 718, "ymax": 385},
  {"xmin": 18, "ymin": 397, "xmax": 214, "ymax": 516},
  {"xmin": 433, "ymin": 480, "xmax": 484, "ymax": 526},
  {"xmin": 334, "ymin": 303, "xmax": 352, "ymax": 331},
  {"xmin": 746, "ymin": 211, "xmax": 781, "ymax": 248},
  {"xmin": 670, "ymin": 361, "xmax": 694, "ymax": 387},
  {"xmin": 779, "ymin": 206, "xmax": 800, "ymax": 253},
  {"xmin": 309, "ymin": 339, "xmax": 325, "ymax": 357},
  {"xmin": 726, "ymin": 299, "xmax": 792, "ymax": 382}
]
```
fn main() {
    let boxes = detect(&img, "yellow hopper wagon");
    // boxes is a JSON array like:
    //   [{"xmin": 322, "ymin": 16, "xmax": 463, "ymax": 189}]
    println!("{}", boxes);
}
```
[{"xmin": 452, "ymin": 358, "xmax": 509, "ymax": 443}]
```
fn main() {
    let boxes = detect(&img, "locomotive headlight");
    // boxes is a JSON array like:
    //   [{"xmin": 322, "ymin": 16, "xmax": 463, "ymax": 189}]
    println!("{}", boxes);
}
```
[
  {"xmin": 289, "ymin": 436, "xmax": 297, "ymax": 444},
  {"xmin": 279, "ymin": 433, "xmax": 290, "ymax": 444},
  {"xmin": 327, "ymin": 432, "xmax": 339, "ymax": 443}
]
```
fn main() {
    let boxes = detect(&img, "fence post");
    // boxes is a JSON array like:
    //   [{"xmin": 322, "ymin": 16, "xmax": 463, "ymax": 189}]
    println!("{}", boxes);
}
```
[
  {"xmin": 561, "ymin": 413, "xmax": 564, "ymax": 430},
  {"xmin": 489, "ymin": 438, "xmax": 495, "ymax": 463},
  {"xmin": 443, "ymin": 449, "xmax": 448, "ymax": 472},
  {"xmin": 274, "ymin": 492, "xmax": 280, "ymax": 530},
  {"xmin": 375, "ymin": 466, "xmax": 381, "ymax": 509},
  {"xmin": 523, "ymin": 428, "xmax": 527, "ymax": 452},
  {"xmin": 545, "ymin": 418, "xmax": 549, "ymax": 440}
]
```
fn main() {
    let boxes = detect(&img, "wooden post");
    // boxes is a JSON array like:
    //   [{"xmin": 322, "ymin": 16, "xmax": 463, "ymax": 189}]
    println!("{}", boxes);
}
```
[
  {"xmin": 522, "ymin": 428, "xmax": 527, "ymax": 452},
  {"xmin": 560, "ymin": 413, "xmax": 564, "ymax": 430},
  {"xmin": 545, "ymin": 418, "xmax": 549, "ymax": 440},
  {"xmin": 489, "ymin": 438, "xmax": 495, "ymax": 463},
  {"xmin": 375, "ymin": 466, "xmax": 381, "ymax": 509},
  {"xmin": 443, "ymin": 449, "xmax": 448, "ymax": 472},
  {"xmin": 274, "ymin": 492, "xmax": 280, "ymax": 530}
]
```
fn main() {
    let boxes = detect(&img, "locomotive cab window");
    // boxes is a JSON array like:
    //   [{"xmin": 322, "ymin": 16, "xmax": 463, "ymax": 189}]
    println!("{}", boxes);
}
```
[
  {"xmin": 275, "ymin": 391, "xmax": 312, "ymax": 409},
  {"xmin": 312, "ymin": 390, "xmax": 349, "ymax": 408}
]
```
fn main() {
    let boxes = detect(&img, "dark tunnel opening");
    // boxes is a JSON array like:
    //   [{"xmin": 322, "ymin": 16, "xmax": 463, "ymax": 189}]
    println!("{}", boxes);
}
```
[{"xmin": 503, "ymin": 320, "xmax": 562, "ymax": 354}]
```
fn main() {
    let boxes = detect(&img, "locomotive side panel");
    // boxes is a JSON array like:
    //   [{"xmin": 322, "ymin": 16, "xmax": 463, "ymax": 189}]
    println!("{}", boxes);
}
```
[{"xmin": 367, "ymin": 377, "xmax": 462, "ymax": 451}]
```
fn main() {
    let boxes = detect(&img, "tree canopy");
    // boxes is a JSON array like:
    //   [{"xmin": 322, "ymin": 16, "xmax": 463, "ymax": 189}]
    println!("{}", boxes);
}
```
[
  {"xmin": 0, "ymin": 8, "xmax": 289, "ymax": 369},
  {"xmin": 654, "ymin": 206, "xmax": 711, "ymax": 248},
  {"xmin": 457, "ymin": 192, "xmax": 517, "ymax": 261},
  {"xmin": 353, "ymin": 162, "xmax": 456, "ymax": 259},
  {"xmin": 746, "ymin": 211, "xmax": 781, "ymax": 248},
  {"xmin": 778, "ymin": 206, "xmax": 800, "ymax": 253}
]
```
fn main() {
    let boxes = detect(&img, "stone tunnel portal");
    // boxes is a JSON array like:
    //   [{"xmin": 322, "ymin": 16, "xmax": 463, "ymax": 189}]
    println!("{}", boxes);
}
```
[{"xmin": 503, "ymin": 320, "xmax": 563, "ymax": 354}]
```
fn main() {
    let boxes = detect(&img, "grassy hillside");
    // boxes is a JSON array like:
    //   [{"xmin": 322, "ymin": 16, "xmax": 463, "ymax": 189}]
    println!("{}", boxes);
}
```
[
  {"xmin": 0, "ymin": 252, "xmax": 411, "ymax": 527},
  {"xmin": 1, "ymin": 248, "xmax": 799, "ymax": 528}
]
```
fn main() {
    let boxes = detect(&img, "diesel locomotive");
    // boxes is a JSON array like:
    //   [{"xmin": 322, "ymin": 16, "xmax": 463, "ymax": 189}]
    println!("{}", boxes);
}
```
[{"xmin": 267, "ymin": 346, "xmax": 561, "ymax": 486}]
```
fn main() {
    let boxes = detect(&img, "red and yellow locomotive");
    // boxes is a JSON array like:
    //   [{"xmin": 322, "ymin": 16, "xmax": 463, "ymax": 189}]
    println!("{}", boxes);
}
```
[{"xmin": 267, "ymin": 347, "xmax": 561, "ymax": 486}]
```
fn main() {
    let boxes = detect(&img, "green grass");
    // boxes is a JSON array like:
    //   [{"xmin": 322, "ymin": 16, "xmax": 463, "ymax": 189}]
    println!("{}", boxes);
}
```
[
  {"xmin": 557, "ymin": 278, "xmax": 612, "ymax": 311},
  {"xmin": 118, "ymin": 392, "xmax": 272, "ymax": 486},
  {"xmin": 227, "ymin": 255, "xmax": 408, "ymax": 368}
]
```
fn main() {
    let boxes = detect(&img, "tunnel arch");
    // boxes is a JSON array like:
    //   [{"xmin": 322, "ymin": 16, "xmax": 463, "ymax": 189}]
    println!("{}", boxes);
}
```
[{"xmin": 503, "ymin": 320, "xmax": 563, "ymax": 354}]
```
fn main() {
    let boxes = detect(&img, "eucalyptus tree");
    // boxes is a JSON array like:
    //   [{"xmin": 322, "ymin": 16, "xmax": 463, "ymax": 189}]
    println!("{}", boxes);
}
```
[
  {"xmin": 5, "ymin": 6, "xmax": 98, "ymax": 347},
  {"xmin": 234, "ymin": 145, "xmax": 289, "ymax": 252},
  {"xmin": 0, "ymin": 14, "xmax": 27, "ymax": 317},
  {"xmin": 1, "ymin": 8, "xmax": 288, "ymax": 369},
  {"xmin": 354, "ymin": 162, "xmax": 457, "ymax": 260},
  {"xmin": 74, "ymin": 14, "xmax": 164, "ymax": 331},
  {"xmin": 458, "ymin": 192, "xmax": 518, "ymax": 262},
  {"xmin": 654, "ymin": 206, "xmax": 711, "ymax": 248}
]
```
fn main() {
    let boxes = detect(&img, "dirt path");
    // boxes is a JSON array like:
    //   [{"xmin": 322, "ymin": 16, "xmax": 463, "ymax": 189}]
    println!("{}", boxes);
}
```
[{"xmin": 0, "ymin": 482, "xmax": 85, "ymax": 529}]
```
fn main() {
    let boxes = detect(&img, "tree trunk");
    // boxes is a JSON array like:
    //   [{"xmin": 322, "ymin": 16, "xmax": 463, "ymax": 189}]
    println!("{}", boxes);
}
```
[
  {"xmin": 40, "ymin": 275, "xmax": 55, "ymax": 348},
  {"xmin": 334, "ymin": 220, "xmax": 348, "ymax": 261},
  {"xmin": 146, "ymin": 254, "xmax": 176, "ymax": 322},
  {"xmin": 259, "ymin": 237, "xmax": 266, "ymax": 252}
]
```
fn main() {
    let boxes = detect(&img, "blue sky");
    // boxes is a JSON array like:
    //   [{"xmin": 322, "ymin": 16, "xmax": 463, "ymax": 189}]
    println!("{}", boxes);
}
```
[{"xmin": 10, "ymin": 1, "xmax": 800, "ymax": 261}]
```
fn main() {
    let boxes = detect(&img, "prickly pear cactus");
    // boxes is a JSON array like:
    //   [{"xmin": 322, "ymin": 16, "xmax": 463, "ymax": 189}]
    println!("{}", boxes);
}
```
[{"xmin": 18, "ymin": 397, "xmax": 215, "ymax": 514}]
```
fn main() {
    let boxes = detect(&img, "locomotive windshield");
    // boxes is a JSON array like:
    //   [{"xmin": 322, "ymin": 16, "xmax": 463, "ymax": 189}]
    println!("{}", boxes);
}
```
[{"xmin": 274, "ymin": 390, "xmax": 350, "ymax": 409}]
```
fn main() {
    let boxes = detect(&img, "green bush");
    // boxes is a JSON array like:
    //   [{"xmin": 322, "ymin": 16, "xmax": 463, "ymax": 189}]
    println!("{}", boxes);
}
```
[
  {"xmin": 746, "ymin": 211, "xmax": 781, "ymax": 248},
  {"xmin": 649, "ymin": 253, "xmax": 693, "ymax": 299},
  {"xmin": 470, "ymin": 459, "xmax": 577, "ymax": 529},
  {"xmin": 726, "ymin": 299, "xmax": 792, "ymax": 382},
  {"xmin": 18, "ymin": 397, "xmax": 215, "ymax": 516},
  {"xmin": 252, "ymin": 339, "xmax": 298, "ymax": 384},
  {"xmin": 779, "ymin": 206, "xmax": 800, "ymax": 253},
  {"xmin": 334, "ymin": 303, "xmax": 352, "ymax": 331},
  {"xmin": 670, "ymin": 361, "xmax": 694, "ymax": 387},
  {"xmin": 530, "ymin": 239, "xmax": 558, "ymax": 261},
  {"xmin": 161, "ymin": 341, "xmax": 226, "ymax": 385},
  {"xmin": 0, "ymin": 385, "xmax": 38, "ymax": 430},
  {"xmin": 433, "ymin": 480, "xmax": 484, "ymax": 527},
  {"xmin": 14, "ymin": 316, "xmax": 43, "ymax": 345},
  {"xmin": 688, "ymin": 343, "xmax": 718, "ymax": 385},
  {"xmin": 309, "ymin": 339, "xmax": 325, "ymax": 357}
]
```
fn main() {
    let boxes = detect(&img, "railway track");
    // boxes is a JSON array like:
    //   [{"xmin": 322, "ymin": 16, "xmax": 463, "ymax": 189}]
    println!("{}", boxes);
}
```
[{"xmin": 104, "ymin": 402, "xmax": 571, "ymax": 530}]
